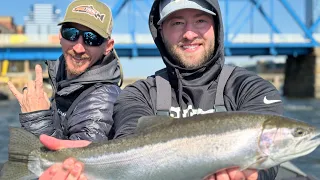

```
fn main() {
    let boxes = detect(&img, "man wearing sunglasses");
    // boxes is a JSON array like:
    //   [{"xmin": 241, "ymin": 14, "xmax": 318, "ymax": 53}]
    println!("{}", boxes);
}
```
[
  {"xmin": 20, "ymin": 0, "xmax": 283, "ymax": 180},
  {"xmin": 8, "ymin": 0, "xmax": 122, "ymax": 142}
]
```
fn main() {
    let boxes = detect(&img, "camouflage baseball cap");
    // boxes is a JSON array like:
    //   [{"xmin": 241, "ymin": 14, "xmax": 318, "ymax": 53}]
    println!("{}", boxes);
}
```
[{"xmin": 58, "ymin": 0, "xmax": 113, "ymax": 38}]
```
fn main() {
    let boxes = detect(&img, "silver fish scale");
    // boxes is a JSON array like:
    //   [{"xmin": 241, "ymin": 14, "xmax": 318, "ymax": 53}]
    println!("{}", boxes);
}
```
[
  {"xmin": 44, "ymin": 129, "xmax": 260, "ymax": 180},
  {"xmin": 23, "ymin": 112, "xmax": 320, "ymax": 180},
  {"xmin": 3, "ymin": 112, "xmax": 320, "ymax": 180}
]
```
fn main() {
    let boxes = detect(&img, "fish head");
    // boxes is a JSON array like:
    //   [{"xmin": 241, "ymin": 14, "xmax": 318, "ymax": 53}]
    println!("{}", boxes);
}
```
[{"xmin": 257, "ymin": 116, "xmax": 320, "ymax": 168}]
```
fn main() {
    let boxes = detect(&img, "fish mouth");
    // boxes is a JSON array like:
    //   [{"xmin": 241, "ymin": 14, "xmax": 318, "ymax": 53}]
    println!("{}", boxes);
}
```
[
  {"xmin": 275, "ymin": 144, "xmax": 318, "ymax": 163},
  {"xmin": 296, "ymin": 130, "xmax": 320, "ymax": 150},
  {"xmin": 295, "ymin": 130, "xmax": 320, "ymax": 148},
  {"xmin": 310, "ymin": 131, "xmax": 320, "ymax": 141}
]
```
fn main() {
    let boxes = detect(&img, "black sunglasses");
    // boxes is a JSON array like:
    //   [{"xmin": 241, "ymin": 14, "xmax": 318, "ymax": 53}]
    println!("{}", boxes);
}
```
[{"xmin": 60, "ymin": 26, "xmax": 107, "ymax": 46}]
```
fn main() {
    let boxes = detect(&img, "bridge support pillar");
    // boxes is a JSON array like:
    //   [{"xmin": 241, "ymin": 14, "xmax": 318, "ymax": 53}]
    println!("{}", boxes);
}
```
[{"xmin": 283, "ymin": 48, "xmax": 320, "ymax": 98}]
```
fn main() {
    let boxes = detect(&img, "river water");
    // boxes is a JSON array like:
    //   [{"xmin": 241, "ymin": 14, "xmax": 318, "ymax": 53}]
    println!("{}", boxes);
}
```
[{"xmin": 0, "ymin": 98, "xmax": 319, "ymax": 178}]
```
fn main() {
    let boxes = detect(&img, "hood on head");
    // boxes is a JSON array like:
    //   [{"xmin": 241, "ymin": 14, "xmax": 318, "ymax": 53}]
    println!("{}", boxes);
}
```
[{"xmin": 148, "ymin": 0, "xmax": 225, "ymax": 73}]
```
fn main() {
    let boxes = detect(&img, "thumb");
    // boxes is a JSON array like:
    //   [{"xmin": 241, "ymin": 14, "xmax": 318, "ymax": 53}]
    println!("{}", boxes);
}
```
[
  {"xmin": 7, "ymin": 81, "xmax": 23, "ymax": 102},
  {"xmin": 39, "ymin": 134, "xmax": 91, "ymax": 150}
]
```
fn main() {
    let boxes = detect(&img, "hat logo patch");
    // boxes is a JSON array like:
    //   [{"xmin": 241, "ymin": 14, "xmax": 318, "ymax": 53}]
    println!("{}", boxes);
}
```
[{"xmin": 72, "ymin": 5, "xmax": 105, "ymax": 22}]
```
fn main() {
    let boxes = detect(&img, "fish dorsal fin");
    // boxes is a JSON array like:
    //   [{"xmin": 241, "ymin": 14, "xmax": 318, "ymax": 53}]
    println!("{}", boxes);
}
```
[{"xmin": 135, "ymin": 116, "xmax": 175, "ymax": 133}]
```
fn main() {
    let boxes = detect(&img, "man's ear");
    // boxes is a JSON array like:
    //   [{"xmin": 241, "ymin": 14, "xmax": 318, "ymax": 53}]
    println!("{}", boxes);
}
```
[
  {"xmin": 104, "ymin": 38, "xmax": 114, "ymax": 55},
  {"xmin": 158, "ymin": 24, "xmax": 164, "ymax": 39},
  {"xmin": 159, "ymin": 29, "xmax": 164, "ymax": 39},
  {"xmin": 58, "ymin": 31, "xmax": 63, "ymax": 45}
]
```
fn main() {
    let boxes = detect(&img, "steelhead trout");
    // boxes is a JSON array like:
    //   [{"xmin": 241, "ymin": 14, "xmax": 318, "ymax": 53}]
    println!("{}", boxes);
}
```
[{"xmin": 1, "ymin": 112, "xmax": 320, "ymax": 180}]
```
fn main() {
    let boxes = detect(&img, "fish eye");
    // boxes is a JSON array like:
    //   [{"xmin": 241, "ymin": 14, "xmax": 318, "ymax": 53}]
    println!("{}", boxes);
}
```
[{"xmin": 293, "ymin": 128, "xmax": 306, "ymax": 137}]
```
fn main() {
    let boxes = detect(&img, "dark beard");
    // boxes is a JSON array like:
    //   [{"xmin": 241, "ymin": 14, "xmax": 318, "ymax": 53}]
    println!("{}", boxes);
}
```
[
  {"xmin": 64, "ymin": 50, "xmax": 90, "ymax": 78},
  {"xmin": 163, "ymin": 38, "xmax": 215, "ymax": 69},
  {"xmin": 65, "ymin": 60, "xmax": 83, "ymax": 78}
]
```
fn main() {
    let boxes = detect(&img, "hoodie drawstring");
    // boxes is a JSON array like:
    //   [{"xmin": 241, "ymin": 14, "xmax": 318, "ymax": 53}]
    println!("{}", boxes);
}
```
[{"xmin": 175, "ymin": 69, "xmax": 184, "ymax": 118}]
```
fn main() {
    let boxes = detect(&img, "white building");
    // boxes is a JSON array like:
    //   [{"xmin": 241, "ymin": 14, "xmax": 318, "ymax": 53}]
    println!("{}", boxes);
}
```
[{"xmin": 24, "ymin": 4, "xmax": 62, "ymax": 35}]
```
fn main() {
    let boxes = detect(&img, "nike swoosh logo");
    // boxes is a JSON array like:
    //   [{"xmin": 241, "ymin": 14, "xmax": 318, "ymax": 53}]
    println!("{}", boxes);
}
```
[{"xmin": 263, "ymin": 96, "xmax": 281, "ymax": 104}]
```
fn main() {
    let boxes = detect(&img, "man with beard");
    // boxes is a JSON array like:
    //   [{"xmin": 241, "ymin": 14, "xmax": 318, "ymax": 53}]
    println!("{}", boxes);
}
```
[
  {"xmin": 7, "ymin": 0, "xmax": 122, "ymax": 141},
  {"xmin": 37, "ymin": 0, "xmax": 283, "ymax": 179}
]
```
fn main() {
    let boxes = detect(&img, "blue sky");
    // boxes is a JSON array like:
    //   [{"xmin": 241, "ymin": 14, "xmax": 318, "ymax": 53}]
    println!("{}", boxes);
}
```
[
  {"xmin": 0, "ymin": 0, "xmax": 311, "ymax": 33},
  {"xmin": 0, "ymin": 0, "xmax": 317, "ymax": 77}
]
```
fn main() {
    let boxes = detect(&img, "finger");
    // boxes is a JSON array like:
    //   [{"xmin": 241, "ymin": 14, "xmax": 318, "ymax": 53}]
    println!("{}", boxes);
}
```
[
  {"xmin": 51, "ymin": 165, "xmax": 72, "ymax": 180},
  {"xmin": 203, "ymin": 174, "xmax": 216, "ymax": 180},
  {"xmin": 242, "ymin": 169, "xmax": 258, "ymax": 180},
  {"xmin": 226, "ymin": 168, "xmax": 246, "ymax": 180},
  {"xmin": 39, "ymin": 163, "xmax": 62, "ymax": 180},
  {"xmin": 66, "ymin": 140, "xmax": 91, "ymax": 148},
  {"xmin": 26, "ymin": 81, "xmax": 36, "ymax": 110},
  {"xmin": 27, "ymin": 80, "xmax": 36, "ymax": 98},
  {"xmin": 40, "ymin": 134, "xmax": 65, "ymax": 150},
  {"xmin": 40, "ymin": 134, "xmax": 91, "ymax": 150},
  {"xmin": 7, "ymin": 81, "xmax": 23, "ymax": 102},
  {"xmin": 35, "ymin": 64, "xmax": 44, "ymax": 97},
  {"xmin": 78, "ymin": 174, "xmax": 88, "ymax": 180},
  {"xmin": 51, "ymin": 158, "xmax": 77, "ymax": 180},
  {"xmin": 63, "ymin": 158, "xmax": 76, "ymax": 171},
  {"xmin": 22, "ymin": 83, "xmax": 30, "ymax": 112},
  {"xmin": 66, "ymin": 161, "xmax": 84, "ymax": 180},
  {"xmin": 216, "ymin": 170, "xmax": 230, "ymax": 180},
  {"xmin": 8, "ymin": 81, "xmax": 26, "ymax": 112}
]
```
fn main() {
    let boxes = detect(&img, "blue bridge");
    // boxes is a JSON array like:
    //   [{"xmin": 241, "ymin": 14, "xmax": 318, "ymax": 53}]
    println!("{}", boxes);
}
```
[
  {"xmin": 0, "ymin": 0, "xmax": 319, "ymax": 60},
  {"xmin": 0, "ymin": 0, "xmax": 320, "ymax": 98}
]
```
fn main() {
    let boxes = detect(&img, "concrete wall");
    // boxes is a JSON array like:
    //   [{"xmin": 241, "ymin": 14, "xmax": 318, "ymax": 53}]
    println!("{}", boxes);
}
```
[{"xmin": 283, "ymin": 48, "xmax": 320, "ymax": 98}]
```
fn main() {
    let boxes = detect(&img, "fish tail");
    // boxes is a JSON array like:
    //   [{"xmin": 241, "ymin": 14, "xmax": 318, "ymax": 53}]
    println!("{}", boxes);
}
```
[{"xmin": 0, "ymin": 128, "xmax": 41, "ymax": 180}]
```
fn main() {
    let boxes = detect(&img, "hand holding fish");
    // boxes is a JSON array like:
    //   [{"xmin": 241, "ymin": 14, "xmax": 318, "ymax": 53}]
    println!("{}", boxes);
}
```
[
  {"xmin": 38, "ymin": 135, "xmax": 258, "ymax": 180},
  {"xmin": 39, "ymin": 158, "xmax": 86, "ymax": 180},
  {"xmin": 7, "ymin": 64, "xmax": 50, "ymax": 113},
  {"xmin": 204, "ymin": 168, "xmax": 258, "ymax": 180},
  {"xmin": 39, "ymin": 134, "xmax": 91, "ymax": 180},
  {"xmin": 39, "ymin": 134, "xmax": 91, "ymax": 150},
  {"xmin": 2, "ymin": 112, "xmax": 320, "ymax": 179}
]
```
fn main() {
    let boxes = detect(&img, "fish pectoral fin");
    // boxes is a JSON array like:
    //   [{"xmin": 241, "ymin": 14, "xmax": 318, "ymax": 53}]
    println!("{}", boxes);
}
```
[{"xmin": 239, "ymin": 156, "xmax": 268, "ymax": 171}]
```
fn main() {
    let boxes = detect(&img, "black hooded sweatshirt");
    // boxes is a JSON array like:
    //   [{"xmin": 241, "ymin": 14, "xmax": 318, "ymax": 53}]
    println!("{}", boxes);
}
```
[
  {"xmin": 20, "ymin": 49, "xmax": 122, "ymax": 141},
  {"xmin": 113, "ymin": 0, "xmax": 283, "ymax": 179}
]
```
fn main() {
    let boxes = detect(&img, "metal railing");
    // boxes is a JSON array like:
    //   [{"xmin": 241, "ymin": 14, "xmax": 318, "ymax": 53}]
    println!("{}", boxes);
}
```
[{"xmin": 0, "ymin": 33, "xmax": 320, "ymax": 46}]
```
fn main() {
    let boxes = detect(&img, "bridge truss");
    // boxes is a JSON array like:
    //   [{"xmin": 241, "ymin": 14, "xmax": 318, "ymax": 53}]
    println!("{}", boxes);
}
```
[{"xmin": 0, "ymin": 0, "xmax": 319, "ymax": 60}]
